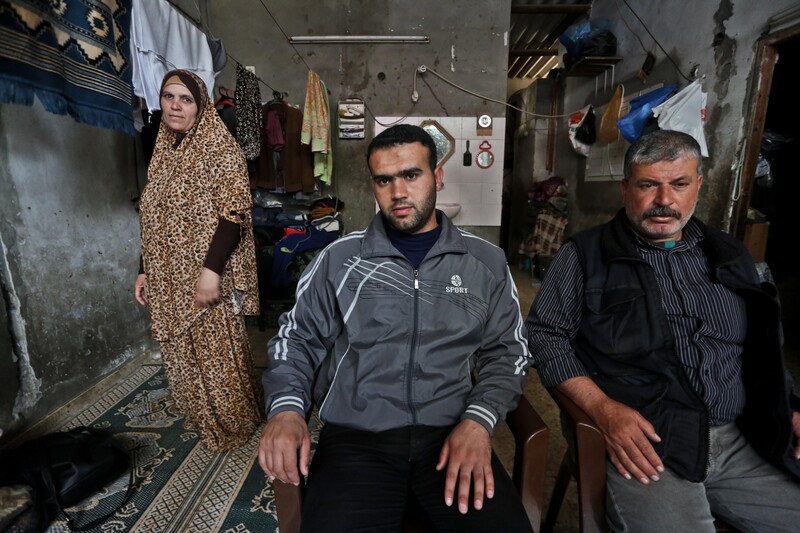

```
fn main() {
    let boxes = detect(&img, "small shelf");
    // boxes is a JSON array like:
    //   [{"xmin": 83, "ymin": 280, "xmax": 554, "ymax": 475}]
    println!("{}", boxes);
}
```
[{"xmin": 564, "ymin": 56, "xmax": 623, "ymax": 77}]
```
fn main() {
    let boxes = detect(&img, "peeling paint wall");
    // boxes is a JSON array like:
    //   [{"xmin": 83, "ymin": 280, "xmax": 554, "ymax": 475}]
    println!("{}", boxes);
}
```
[
  {"xmin": 0, "ymin": 263, "xmax": 17, "ymax": 431},
  {"xmin": 0, "ymin": 100, "xmax": 157, "ymax": 438},
  {"xmin": 554, "ymin": 0, "xmax": 799, "ymax": 235},
  {"xmin": 0, "ymin": 231, "xmax": 42, "ymax": 419}
]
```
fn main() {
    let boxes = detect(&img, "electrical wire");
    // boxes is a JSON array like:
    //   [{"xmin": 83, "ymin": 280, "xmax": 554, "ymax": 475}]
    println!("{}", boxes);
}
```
[
  {"xmin": 362, "ymin": 100, "xmax": 415, "ymax": 127},
  {"xmin": 620, "ymin": 0, "xmax": 692, "ymax": 82},
  {"xmin": 166, "ymin": 0, "xmax": 278, "ymax": 92},
  {"xmin": 415, "ymin": 65, "xmax": 573, "ymax": 119},
  {"xmin": 420, "ymin": 75, "xmax": 449, "ymax": 115},
  {"xmin": 255, "ymin": 0, "xmax": 313, "ymax": 73},
  {"xmin": 171, "ymin": 1, "xmax": 589, "ymax": 130},
  {"xmin": 612, "ymin": 0, "xmax": 648, "ymax": 54}
]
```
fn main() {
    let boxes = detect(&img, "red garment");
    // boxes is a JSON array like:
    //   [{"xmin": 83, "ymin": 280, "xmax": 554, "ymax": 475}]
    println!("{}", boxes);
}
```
[
  {"xmin": 252, "ymin": 102, "xmax": 315, "ymax": 193},
  {"xmin": 283, "ymin": 227, "xmax": 307, "ymax": 238},
  {"xmin": 265, "ymin": 109, "xmax": 285, "ymax": 151}
]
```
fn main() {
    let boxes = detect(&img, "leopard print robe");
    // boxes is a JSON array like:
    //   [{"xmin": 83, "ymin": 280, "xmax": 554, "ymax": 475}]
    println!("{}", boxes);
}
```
[{"xmin": 139, "ymin": 70, "xmax": 262, "ymax": 452}]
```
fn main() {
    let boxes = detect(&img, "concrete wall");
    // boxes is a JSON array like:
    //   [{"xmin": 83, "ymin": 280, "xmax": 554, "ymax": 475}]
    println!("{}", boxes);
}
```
[
  {"xmin": 553, "ymin": 0, "xmax": 800, "ymax": 236},
  {"xmin": 175, "ymin": 0, "xmax": 512, "ymax": 242},
  {"xmin": 0, "ymin": 100, "xmax": 156, "ymax": 438}
]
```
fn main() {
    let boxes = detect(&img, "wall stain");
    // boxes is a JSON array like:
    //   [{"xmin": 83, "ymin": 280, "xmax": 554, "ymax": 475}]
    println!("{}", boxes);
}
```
[{"xmin": 0, "ymin": 230, "xmax": 42, "ymax": 420}]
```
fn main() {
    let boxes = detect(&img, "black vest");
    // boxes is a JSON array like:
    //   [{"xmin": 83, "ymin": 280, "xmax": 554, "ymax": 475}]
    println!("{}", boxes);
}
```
[{"xmin": 569, "ymin": 209, "xmax": 798, "ymax": 482}]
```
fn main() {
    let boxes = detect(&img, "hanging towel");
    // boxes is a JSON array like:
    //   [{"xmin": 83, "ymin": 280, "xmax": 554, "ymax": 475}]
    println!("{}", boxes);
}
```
[
  {"xmin": 301, "ymin": 71, "xmax": 332, "ymax": 185},
  {"xmin": 234, "ymin": 64, "xmax": 263, "ymax": 160},
  {"xmin": 130, "ymin": 0, "xmax": 215, "ymax": 112}
]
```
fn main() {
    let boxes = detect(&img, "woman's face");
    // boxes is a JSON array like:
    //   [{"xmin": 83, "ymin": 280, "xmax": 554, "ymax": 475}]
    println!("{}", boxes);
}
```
[{"xmin": 160, "ymin": 83, "xmax": 199, "ymax": 132}]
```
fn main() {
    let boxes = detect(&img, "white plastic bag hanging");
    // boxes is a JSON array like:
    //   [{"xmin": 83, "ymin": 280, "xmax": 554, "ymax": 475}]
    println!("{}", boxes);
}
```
[{"xmin": 652, "ymin": 79, "xmax": 708, "ymax": 156}]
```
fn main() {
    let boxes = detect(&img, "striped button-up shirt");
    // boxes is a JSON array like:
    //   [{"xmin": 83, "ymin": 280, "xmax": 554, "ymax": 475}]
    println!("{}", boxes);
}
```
[{"xmin": 527, "ymin": 220, "xmax": 746, "ymax": 425}]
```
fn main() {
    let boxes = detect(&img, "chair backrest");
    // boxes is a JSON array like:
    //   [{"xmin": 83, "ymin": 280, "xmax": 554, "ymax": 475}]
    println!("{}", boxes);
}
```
[
  {"xmin": 273, "ymin": 394, "xmax": 549, "ymax": 533},
  {"xmin": 544, "ymin": 387, "xmax": 607, "ymax": 533}
]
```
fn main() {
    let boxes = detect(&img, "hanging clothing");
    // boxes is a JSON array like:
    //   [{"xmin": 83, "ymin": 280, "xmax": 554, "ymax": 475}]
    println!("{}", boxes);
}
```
[
  {"xmin": 254, "ymin": 101, "xmax": 315, "ymax": 193},
  {"xmin": 269, "ymin": 226, "xmax": 339, "ymax": 288},
  {"xmin": 130, "ymin": 0, "xmax": 215, "ymax": 112},
  {"xmin": 234, "ymin": 64, "xmax": 263, "ymax": 160},
  {"xmin": 138, "ymin": 70, "xmax": 260, "ymax": 452},
  {"xmin": 215, "ymin": 87, "xmax": 237, "ymax": 137},
  {"xmin": 301, "ymin": 70, "xmax": 333, "ymax": 184},
  {"xmin": 265, "ymin": 108, "xmax": 286, "ymax": 151}
]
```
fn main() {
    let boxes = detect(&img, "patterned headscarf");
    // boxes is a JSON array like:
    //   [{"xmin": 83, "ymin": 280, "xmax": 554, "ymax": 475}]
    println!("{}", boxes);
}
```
[
  {"xmin": 159, "ymin": 70, "xmax": 203, "ymax": 113},
  {"xmin": 139, "ymin": 70, "xmax": 258, "ymax": 341}
]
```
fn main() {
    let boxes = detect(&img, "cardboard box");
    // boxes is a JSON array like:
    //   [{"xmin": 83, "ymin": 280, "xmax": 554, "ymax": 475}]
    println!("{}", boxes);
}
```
[{"xmin": 744, "ymin": 221, "xmax": 769, "ymax": 262}]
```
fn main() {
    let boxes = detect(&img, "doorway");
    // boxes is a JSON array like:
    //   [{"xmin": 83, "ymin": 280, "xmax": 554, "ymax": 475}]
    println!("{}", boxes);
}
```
[{"xmin": 737, "ymin": 25, "xmax": 800, "ymax": 375}]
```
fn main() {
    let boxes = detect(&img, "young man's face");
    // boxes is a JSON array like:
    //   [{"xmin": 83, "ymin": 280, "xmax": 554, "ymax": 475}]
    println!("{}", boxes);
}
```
[
  {"xmin": 621, "ymin": 156, "xmax": 703, "ymax": 242},
  {"xmin": 368, "ymin": 141, "xmax": 443, "ymax": 234}
]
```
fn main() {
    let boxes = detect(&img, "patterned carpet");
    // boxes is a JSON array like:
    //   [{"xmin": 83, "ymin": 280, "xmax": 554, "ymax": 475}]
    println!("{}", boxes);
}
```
[{"xmin": 38, "ymin": 364, "xmax": 319, "ymax": 533}]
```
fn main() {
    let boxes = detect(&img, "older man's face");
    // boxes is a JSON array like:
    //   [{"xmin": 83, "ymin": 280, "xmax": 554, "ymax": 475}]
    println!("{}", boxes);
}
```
[{"xmin": 621, "ymin": 156, "xmax": 702, "ymax": 242}]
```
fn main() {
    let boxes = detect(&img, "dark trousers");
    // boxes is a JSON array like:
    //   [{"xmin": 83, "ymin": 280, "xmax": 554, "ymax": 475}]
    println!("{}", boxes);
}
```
[{"xmin": 301, "ymin": 424, "xmax": 533, "ymax": 533}]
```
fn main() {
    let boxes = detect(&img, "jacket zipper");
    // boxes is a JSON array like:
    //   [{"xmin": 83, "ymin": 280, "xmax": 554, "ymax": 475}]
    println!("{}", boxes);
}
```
[
  {"xmin": 407, "ymin": 269, "xmax": 420, "ymax": 425},
  {"xmin": 704, "ymin": 420, "xmax": 711, "ymax": 479}
]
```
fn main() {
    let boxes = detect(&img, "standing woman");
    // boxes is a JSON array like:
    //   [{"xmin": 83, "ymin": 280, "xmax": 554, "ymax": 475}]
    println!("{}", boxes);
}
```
[{"xmin": 134, "ymin": 70, "xmax": 262, "ymax": 452}]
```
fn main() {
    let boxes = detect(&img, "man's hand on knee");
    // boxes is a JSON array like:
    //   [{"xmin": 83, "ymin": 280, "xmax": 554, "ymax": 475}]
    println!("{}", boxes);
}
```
[
  {"xmin": 257, "ymin": 411, "xmax": 311, "ymax": 486},
  {"xmin": 591, "ymin": 398, "xmax": 664, "ymax": 484},
  {"xmin": 560, "ymin": 378, "xmax": 664, "ymax": 485},
  {"xmin": 436, "ymin": 419, "xmax": 494, "ymax": 514}
]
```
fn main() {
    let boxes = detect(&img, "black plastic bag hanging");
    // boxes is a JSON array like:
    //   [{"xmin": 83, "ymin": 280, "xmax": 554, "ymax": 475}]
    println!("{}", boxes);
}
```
[{"xmin": 575, "ymin": 106, "xmax": 596, "ymax": 144}]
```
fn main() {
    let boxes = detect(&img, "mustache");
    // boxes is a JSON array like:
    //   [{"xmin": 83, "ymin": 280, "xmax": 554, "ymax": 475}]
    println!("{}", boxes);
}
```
[{"xmin": 644, "ymin": 207, "xmax": 681, "ymax": 219}]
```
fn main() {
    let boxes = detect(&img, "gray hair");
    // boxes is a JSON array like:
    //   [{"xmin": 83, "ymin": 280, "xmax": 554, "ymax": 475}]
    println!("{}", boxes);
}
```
[{"xmin": 623, "ymin": 130, "xmax": 702, "ymax": 180}]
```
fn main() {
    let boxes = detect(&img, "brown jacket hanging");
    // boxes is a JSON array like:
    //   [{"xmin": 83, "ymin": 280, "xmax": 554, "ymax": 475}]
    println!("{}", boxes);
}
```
[{"xmin": 252, "ymin": 102, "xmax": 315, "ymax": 193}]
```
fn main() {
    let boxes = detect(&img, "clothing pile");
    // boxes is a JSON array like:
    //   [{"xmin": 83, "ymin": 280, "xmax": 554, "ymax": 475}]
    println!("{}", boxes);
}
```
[
  {"xmin": 518, "ymin": 177, "xmax": 569, "ymax": 271},
  {"xmin": 251, "ymin": 194, "xmax": 343, "ymax": 299}
]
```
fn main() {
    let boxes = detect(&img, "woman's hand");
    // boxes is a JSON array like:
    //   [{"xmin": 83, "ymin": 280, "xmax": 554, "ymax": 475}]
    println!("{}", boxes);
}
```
[
  {"xmin": 134, "ymin": 274, "xmax": 148, "ymax": 306},
  {"xmin": 196, "ymin": 268, "xmax": 221, "ymax": 308}
]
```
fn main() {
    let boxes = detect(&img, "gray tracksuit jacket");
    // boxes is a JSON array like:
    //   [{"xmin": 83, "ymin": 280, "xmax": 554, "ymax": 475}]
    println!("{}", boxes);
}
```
[{"xmin": 262, "ymin": 212, "xmax": 531, "ymax": 434}]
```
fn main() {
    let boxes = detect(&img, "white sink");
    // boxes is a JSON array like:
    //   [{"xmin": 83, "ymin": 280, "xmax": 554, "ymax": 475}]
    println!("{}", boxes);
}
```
[{"xmin": 437, "ymin": 202, "xmax": 461, "ymax": 219}]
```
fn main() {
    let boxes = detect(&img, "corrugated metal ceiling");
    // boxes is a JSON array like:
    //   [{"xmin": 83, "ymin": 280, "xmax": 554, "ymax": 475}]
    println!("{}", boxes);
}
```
[{"xmin": 508, "ymin": 0, "xmax": 593, "ymax": 81}]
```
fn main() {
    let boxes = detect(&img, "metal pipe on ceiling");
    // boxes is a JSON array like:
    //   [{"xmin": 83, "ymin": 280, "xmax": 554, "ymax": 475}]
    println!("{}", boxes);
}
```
[{"xmin": 289, "ymin": 35, "xmax": 430, "ymax": 44}]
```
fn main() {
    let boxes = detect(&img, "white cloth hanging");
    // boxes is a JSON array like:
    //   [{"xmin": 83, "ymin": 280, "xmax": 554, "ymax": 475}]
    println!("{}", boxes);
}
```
[{"xmin": 130, "ymin": 0, "xmax": 215, "ymax": 112}]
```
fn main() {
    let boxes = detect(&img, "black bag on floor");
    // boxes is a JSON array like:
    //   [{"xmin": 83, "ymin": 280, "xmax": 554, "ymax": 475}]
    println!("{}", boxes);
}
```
[{"xmin": 0, "ymin": 426, "xmax": 133, "ymax": 532}]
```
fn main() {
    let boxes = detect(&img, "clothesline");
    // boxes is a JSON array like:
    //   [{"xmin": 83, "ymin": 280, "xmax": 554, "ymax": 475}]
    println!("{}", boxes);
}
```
[{"xmin": 164, "ymin": 0, "xmax": 294, "ymax": 95}]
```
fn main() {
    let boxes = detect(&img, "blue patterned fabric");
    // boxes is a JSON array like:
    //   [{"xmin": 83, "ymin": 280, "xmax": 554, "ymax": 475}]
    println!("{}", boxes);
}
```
[{"xmin": 0, "ymin": 0, "xmax": 135, "ymax": 135}]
